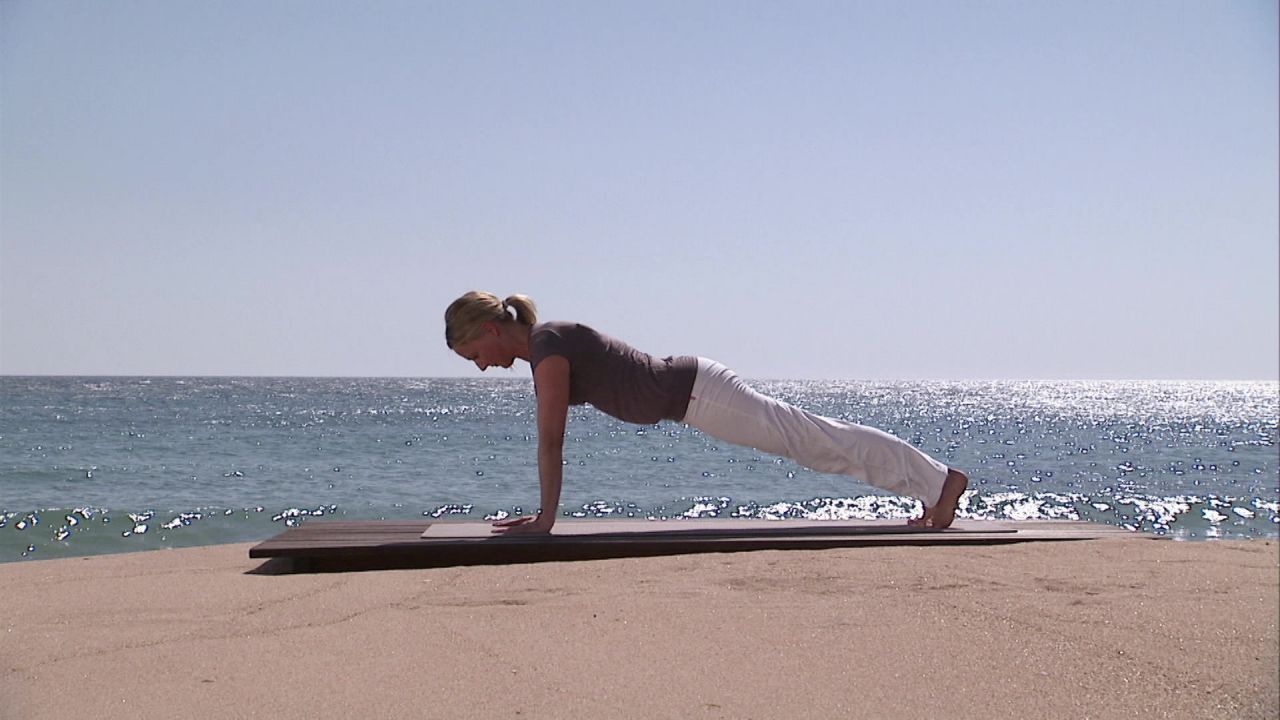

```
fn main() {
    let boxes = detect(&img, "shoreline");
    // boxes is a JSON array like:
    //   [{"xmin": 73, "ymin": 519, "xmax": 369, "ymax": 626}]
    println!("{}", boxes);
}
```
[
  {"xmin": 5, "ymin": 510, "xmax": 1278, "ymax": 566},
  {"xmin": 2, "ymin": 537, "xmax": 1277, "ymax": 719}
]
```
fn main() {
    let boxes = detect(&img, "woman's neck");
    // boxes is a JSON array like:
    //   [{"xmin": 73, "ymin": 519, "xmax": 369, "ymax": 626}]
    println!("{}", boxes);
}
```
[{"xmin": 507, "ymin": 322, "xmax": 533, "ymax": 362}]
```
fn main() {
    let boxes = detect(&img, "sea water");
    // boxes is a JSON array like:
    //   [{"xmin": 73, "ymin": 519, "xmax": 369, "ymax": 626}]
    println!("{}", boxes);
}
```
[{"xmin": 0, "ymin": 377, "xmax": 1276, "ymax": 562}]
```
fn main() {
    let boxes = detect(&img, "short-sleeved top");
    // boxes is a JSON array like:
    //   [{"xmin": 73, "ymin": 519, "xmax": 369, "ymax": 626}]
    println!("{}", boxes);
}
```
[{"xmin": 528, "ymin": 321, "xmax": 698, "ymax": 424}]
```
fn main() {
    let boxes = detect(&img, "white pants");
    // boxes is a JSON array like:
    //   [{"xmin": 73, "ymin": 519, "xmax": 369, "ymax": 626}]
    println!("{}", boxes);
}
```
[{"xmin": 681, "ymin": 358, "xmax": 950, "ymax": 506}]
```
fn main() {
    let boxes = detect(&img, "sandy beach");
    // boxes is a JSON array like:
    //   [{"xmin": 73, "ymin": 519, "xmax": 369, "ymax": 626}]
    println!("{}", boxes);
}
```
[{"xmin": 2, "ymin": 536, "xmax": 1276, "ymax": 720}]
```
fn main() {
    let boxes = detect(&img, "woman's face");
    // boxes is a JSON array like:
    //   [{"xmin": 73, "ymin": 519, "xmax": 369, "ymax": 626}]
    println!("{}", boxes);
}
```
[{"xmin": 452, "ymin": 325, "xmax": 512, "ymax": 371}]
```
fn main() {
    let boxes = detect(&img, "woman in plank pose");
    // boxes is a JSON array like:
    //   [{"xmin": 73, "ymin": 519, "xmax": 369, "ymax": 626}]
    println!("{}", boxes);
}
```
[{"xmin": 445, "ymin": 291, "xmax": 968, "ymax": 535}]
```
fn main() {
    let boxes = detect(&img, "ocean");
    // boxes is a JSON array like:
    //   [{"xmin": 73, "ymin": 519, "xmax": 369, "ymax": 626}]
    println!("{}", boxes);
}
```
[{"xmin": 1, "ymin": 376, "xmax": 1276, "ymax": 562}]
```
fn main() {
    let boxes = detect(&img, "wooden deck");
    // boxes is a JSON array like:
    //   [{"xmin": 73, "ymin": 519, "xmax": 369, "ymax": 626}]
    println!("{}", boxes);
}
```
[{"xmin": 248, "ymin": 518, "xmax": 1135, "ymax": 573}]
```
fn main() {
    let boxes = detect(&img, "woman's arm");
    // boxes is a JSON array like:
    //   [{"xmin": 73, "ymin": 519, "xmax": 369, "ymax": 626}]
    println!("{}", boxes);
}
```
[{"xmin": 491, "ymin": 354, "xmax": 570, "ymax": 534}]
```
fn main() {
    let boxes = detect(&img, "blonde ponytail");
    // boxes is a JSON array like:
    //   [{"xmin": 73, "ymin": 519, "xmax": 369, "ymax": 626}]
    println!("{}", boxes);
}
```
[
  {"xmin": 502, "ymin": 295, "xmax": 538, "ymax": 327},
  {"xmin": 445, "ymin": 291, "xmax": 538, "ymax": 348}
]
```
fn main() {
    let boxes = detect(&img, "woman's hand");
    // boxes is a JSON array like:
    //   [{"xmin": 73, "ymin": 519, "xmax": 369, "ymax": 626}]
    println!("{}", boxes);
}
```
[{"xmin": 491, "ymin": 514, "xmax": 554, "ymax": 535}]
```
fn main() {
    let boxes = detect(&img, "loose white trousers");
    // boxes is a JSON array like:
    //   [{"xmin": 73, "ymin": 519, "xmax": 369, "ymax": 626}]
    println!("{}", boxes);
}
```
[{"xmin": 682, "ymin": 358, "xmax": 950, "ymax": 506}]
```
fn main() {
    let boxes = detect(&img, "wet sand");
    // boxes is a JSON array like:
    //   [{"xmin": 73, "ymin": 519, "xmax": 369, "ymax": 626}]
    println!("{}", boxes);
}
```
[{"xmin": 2, "ymin": 536, "xmax": 1276, "ymax": 719}]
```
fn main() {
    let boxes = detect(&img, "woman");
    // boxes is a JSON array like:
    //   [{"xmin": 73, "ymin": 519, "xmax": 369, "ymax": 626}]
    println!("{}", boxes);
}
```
[{"xmin": 444, "ymin": 291, "xmax": 968, "ymax": 535}]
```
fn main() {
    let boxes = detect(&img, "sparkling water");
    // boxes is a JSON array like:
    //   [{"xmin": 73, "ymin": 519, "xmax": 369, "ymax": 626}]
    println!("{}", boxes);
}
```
[{"xmin": 1, "ymin": 377, "xmax": 1275, "ymax": 561}]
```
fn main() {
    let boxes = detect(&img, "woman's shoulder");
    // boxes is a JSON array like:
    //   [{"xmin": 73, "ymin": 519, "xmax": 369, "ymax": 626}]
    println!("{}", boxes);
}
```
[
  {"xmin": 530, "ymin": 321, "xmax": 605, "ymax": 359},
  {"xmin": 532, "ymin": 320, "xmax": 599, "ymax": 339}
]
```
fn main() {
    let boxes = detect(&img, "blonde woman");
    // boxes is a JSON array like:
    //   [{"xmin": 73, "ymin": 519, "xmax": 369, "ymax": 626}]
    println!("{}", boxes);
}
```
[{"xmin": 445, "ymin": 291, "xmax": 968, "ymax": 535}]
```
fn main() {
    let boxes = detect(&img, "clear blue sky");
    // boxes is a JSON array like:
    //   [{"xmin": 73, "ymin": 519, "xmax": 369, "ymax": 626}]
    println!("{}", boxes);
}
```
[{"xmin": 2, "ymin": 0, "xmax": 1276, "ymax": 379}]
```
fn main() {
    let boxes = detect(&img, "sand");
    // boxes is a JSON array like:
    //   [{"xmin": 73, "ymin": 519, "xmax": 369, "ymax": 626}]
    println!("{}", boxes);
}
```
[{"xmin": 1, "ymin": 536, "xmax": 1276, "ymax": 720}]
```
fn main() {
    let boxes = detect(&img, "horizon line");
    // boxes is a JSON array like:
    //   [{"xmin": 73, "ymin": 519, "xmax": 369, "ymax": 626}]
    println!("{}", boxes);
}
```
[{"xmin": 2, "ymin": 373, "xmax": 1277, "ymax": 383}]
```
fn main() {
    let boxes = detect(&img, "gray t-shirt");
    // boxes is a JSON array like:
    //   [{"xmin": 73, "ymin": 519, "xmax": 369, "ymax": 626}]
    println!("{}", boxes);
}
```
[{"xmin": 528, "ymin": 321, "xmax": 697, "ymax": 423}]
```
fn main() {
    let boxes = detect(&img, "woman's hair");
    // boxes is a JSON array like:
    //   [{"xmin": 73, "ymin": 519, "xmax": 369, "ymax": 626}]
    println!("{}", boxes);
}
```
[{"xmin": 444, "ymin": 291, "xmax": 538, "ymax": 348}]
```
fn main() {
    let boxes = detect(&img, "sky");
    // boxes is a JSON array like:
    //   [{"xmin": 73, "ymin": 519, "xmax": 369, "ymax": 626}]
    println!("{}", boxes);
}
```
[{"xmin": 1, "ymin": 0, "xmax": 1276, "ymax": 380}]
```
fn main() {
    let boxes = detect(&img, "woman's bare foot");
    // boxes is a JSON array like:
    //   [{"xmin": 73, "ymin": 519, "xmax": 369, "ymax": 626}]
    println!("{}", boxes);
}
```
[{"xmin": 908, "ymin": 469, "xmax": 969, "ymax": 529}]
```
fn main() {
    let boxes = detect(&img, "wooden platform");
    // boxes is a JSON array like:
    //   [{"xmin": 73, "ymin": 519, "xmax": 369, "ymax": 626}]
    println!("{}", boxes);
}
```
[{"xmin": 248, "ymin": 518, "xmax": 1134, "ymax": 573}]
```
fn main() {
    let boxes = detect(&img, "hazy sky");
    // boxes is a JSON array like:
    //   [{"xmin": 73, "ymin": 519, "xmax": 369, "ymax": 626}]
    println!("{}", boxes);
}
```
[{"xmin": 2, "ymin": 0, "xmax": 1276, "ymax": 379}]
